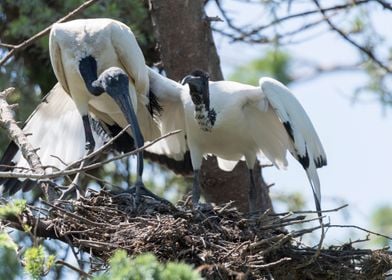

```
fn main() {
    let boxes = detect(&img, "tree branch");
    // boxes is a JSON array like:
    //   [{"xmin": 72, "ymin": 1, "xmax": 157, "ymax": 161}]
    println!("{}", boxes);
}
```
[
  {"xmin": 0, "ymin": 0, "xmax": 100, "ymax": 67},
  {"xmin": 313, "ymin": 0, "xmax": 392, "ymax": 73}
]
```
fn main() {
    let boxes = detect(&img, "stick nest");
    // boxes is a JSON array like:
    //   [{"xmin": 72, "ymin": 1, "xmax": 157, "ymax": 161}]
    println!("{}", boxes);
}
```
[{"xmin": 41, "ymin": 191, "xmax": 391, "ymax": 279}]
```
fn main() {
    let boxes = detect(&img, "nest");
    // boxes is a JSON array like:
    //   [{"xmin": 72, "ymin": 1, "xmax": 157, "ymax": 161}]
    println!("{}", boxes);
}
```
[{"xmin": 36, "ymin": 191, "xmax": 392, "ymax": 279}]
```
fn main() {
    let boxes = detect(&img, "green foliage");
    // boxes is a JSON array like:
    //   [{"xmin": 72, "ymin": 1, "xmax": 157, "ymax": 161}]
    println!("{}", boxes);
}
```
[
  {"xmin": 0, "ymin": 232, "xmax": 21, "ymax": 279},
  {"xmin": 229, "ymin": 48, "xmax": 292, "ymax": 86},
  {"xmin": 0, "ymin": 199, "xmax": 26, "ymax": 219},
  {"xmin": 95, "ymin": 251, "xmax": 201, "ymax": 280},
  {"xmin": 371, "ymin": 205, "xmax": 392, "ymax": 247},
  {"xmin": 24, "ymin": 245, "xmax": 56, "ymax": 279}
]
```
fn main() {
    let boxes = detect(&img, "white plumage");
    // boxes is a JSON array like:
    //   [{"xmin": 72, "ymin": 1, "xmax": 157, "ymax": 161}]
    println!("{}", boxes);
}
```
[
  {"xmin": 147, "ymin": 69, "xmax": 327, "ymax": 214},
  {"xmin": 1, "ymin": 19, "xmax": 162, "ymax": 199},
  {"xmin": 11, "ymin": 84, "xmax": 108, "ymax": 172},
  {"xmin": 49, "ymin": 18, "xmax": 159, "ymax": 141}
]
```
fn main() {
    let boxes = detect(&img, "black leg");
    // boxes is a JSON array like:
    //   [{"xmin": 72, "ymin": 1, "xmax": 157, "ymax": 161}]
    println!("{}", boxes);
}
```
[
  {"xmin": 59, "ymin": 115, "xmax": 94, "ymax": 200},
  {"xmin": 192, "ymin": 170, "xmax": 201, "ymax": 208},
  {"xmin": 83, "ymin": 115, "xmax": 96, "ymax": 154},
  {"xmin": 248, "ymin": 169, "xmax": 258, "ymax": 214}
]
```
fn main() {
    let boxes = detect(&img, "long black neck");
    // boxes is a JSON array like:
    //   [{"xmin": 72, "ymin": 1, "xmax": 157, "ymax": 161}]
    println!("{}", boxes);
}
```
[{"xmin": 79, "ymin": 55, "xmax": 103, "ymax": 96}]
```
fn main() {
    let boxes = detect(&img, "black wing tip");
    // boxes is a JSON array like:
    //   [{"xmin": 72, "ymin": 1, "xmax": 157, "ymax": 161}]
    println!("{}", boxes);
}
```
[
  {"xmin": 312, "ymin": 192, "xmax": 323, "ymax": 222},
  {"xmin": 1, "ymin": 179, "xmax": 38, "ymax": 196},
  {"xmin": 297, "ymin": 149, "xmax": 310, "ymax": 169},
  {"xmin": 314, "ymin": 155, "xmax": 327, "ymax": 168}
]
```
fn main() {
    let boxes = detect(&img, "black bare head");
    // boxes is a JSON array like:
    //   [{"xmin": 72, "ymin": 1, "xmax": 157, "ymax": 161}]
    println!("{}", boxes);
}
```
[
  {"xmin": 79, "ymin": 56, "xmax": 129, "ymax": 97},
  {"xmin": 181, "ymin": 69, "xmax": 210, "ymax": 109},
  {"xmin": 92, "ymin": 67, "xmax": 129, "ymax": 95}
]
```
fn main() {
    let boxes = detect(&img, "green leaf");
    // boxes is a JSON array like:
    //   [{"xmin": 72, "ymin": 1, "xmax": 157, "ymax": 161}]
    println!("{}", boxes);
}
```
[
  {"xmin": 229, "ymin": 48, "xmax": 292, "ymax": 86},
  {"xmin": 24, "ymin": 246, "xmax": 46, "ymax": 279},
  {"xmin": 24, "ymin": 245, "xmax": 56, "ymax": 279},
  {"xmin": 95, "ymin": 251, "xmax": 201, "ymax": 280},
  {"xmin": 0, "ymin": 232, "xmax": 21, "ymax": 279},
  {"xmin": 0, "ymin": 199, "xmax": 26, "ymax": 219}
]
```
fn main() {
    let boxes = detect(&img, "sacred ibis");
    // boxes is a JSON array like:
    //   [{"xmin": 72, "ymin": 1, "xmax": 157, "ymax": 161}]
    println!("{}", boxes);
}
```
[
  {"xmin": 147, "ymin": 69, "xmax": 327, "ymax": 215},
  {"xmin": 0, "ymin": 18, "xmax": 167, "ymax": 202}
]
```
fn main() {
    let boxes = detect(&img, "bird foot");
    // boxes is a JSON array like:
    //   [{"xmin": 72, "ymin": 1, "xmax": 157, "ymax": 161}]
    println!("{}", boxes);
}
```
[
  {"xmin": 126, "ymin": 182, "xmax": 174, "ymax": 208},
  {"xmin": 192, "ymin": 202, "xmax": 213, "ymax": 212}
]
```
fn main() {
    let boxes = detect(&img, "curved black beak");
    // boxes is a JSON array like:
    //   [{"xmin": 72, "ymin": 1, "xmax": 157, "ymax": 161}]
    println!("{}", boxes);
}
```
[
  {"xmin": 181, "ymin": 75, "xmax": 196, "ymax": 85},
  {"xmin": 79, "ymin": 57, "xmax": 145, "ymax": 179},
  {"xmin": 96, "ymin": 67, "xmax": 145, "ymax": 177}
]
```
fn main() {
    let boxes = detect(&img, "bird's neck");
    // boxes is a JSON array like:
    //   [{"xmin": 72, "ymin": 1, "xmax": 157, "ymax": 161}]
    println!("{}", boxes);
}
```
[{"xmin": 194, "ymin": 104, "xmax": 216, "ymax": 132}]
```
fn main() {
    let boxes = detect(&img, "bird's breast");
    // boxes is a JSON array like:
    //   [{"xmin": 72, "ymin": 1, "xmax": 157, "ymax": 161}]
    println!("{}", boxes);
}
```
[{"xmin": 185, "ymin": 105, "xmax": 258, "ymax": 160}]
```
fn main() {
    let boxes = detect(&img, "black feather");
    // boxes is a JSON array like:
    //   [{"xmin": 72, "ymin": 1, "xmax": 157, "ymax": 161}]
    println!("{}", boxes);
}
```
[
  {"xmin": 5, "ymin": 179, "xmax": 22, "ymax": 196},
  {"xmin": 283, "ymin": 121, "xmax": 295, "ymax": 142},
  {"xmin": 144, "ymin": 150, "xmax": 193, "ymax": 176},
  {"xmin": 21, "ymin": 179, "xmax": 36, "ymax": 193},
  {"xmin": 147, "ymin": 90, "xmax": 163, "ymax": 118},
  {"xmin": 297, "ymin": 148, "xmax": 310, "ymax": 169}
]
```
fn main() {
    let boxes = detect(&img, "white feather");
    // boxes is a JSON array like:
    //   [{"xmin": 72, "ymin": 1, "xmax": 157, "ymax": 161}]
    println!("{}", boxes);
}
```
[
  {"xmin": 13, "ymin": 84, "xmax": 108, "ymax": 172},
  {"xmin": 145, "ymin": 68, "xmax": 188, "ymax": 160},
  {"xmin": 49, "ymin": 18, "xmax": 159, "ymax": 141},
  {"xmin": 216, "ymin": 157, "xmax": 239, "ymax": 172},
  {"xmin": 150, "ymin": 72, "xmax": 326, "ymax": 211},
  {"xmin": 259, "ymin": 77, "xmax": 327, "ymax": 205}
]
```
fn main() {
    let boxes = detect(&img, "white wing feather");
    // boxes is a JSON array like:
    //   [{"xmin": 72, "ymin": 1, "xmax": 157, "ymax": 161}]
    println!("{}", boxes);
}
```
[
  {"xmin": 259, "ymin": 77, "xmax": 327, "ymax": 212},
  {"xmin": 145, "ymin": 68, "xmax": 188, "ymax": 160},
  {"xmin": 216, "ymin": 157, "xmax": 239, "ymax": 172},
  {"xmin": 13, "ymin": 84, "xmax": 108, "ymax": 171}
]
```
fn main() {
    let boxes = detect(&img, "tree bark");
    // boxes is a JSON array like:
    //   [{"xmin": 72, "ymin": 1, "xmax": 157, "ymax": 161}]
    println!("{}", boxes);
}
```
[{"xmin": 148, "ymin": 0, "xmax": 273, "ymax": 213}]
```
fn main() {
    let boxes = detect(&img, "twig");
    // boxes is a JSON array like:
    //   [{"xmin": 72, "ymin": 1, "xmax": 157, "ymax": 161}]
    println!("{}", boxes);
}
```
[
  {"xmin": 55, "ymin": 259, "xmax": 92, "ymax": 279},
  {"xmin": 0, "ymin": 0, "xmax": 100, "ymax": 67},
  {"xmin": 0, "ymin": 88, "xmax": 53, "ymax": 199},
  {"xmin": 327, "ymin": 224, "xmax": 392, "ymax": 241},
  {"xmin": 313, "ymin": 0, "xmax": 391, "ymax": 73},
  {"xmin": 41, "ymin": 201, "xmax": 112, "ymax": 228},
  {"xmin": 0, "ymin": 130, "xmax": 182, "ymax": 180},
  {"xmin": 248, "ymin": 257, "xmax": 291, "ymax": 268},
  {"xmin": 214, "ymin": 0, "xmax": 372, "ymax": 41},
  {"xmin": 269, "ymin": 204, "xmax": 348, "ymax": 216},
  {"xmin": 62, "ymin": 125, "xmax": 131, "ymax": 171},
  {"xmin": 0, "ymin": 88, "xmax": 43, "ymax": 172}
]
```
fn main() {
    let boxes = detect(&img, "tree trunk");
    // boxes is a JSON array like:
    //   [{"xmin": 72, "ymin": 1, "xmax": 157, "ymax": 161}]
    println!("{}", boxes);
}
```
[{"xmin": 147, "ymin": 0, "xmax": 273, "ymax": 213}]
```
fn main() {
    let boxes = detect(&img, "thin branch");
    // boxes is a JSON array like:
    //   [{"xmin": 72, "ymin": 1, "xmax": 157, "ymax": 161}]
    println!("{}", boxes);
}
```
[
  {"xmin": 327, "ymin": 224, "xmax": 392, "ymax": 241},
  {"xmin": 55, "ymin": 260, "xmax": 92, "ymax": 279},
  {"xmin": 214, "ymin": 0, "xmax": 372, "ymax": 41},
  {"xmin": 61, "ymin": 125, "xmax": 131, "ymax": 171},
  {"xmin": 269, "ymin": 203, "xmax": 349, "ymax": 216},
  {"xmin": 312, "ymin": 0, "xmax": 391, "ymax": 73},
  {"xmin": 0, "ymin": 88, "xmax": 43, "ymax": 172},
  {"xmin": 0, "ymin": 130, "xmax": 182, "ymax": 180},
  {"xmin": 0, "ymin": 0, "xmax": 100, "ymax": 67}
]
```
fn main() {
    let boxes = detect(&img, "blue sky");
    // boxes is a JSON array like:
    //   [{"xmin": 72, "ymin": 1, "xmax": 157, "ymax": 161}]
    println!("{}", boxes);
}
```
[{"xmin": 207, "ymin": 2, "xmax": 391, "ymax": 244}]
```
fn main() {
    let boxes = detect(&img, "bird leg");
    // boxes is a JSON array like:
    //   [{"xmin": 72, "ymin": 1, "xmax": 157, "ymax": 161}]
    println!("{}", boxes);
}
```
[
  {"xmin": 248, "ymin": 169, "xmax": 258, "ymax": 215},
  {"xmin": 58, "ymin": 115, "xmax": 94, "ymax": 200},
  {"xmin": 192, "ymin": 169, "xmax": 201, "ymax": 208}
]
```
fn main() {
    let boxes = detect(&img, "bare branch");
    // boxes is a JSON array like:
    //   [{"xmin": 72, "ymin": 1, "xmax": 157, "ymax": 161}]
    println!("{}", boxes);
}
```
[
  {"xmin": 312, "ymin": 0, "xmax": 392, "ymax": 73},
  {"xmin": 0, "ymin": 0, "xmax": 99, "ymax": 67},
  {"xmin": 0, "ymin": 88, "xmax": 43, "ymax": 172},
  {"xmin": 0, "ymin": 130, "xmax": 182, "ymax": 180},
  {"xmin": 214, "ymin": 0, "xmax": 373, "ymax": 41}
]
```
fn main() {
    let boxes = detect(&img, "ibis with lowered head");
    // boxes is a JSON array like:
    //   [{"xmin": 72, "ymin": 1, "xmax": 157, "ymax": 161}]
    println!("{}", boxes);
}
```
[{"xmin": 0, "ymin": 18, "xmax": 165, "ymax": 202}]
